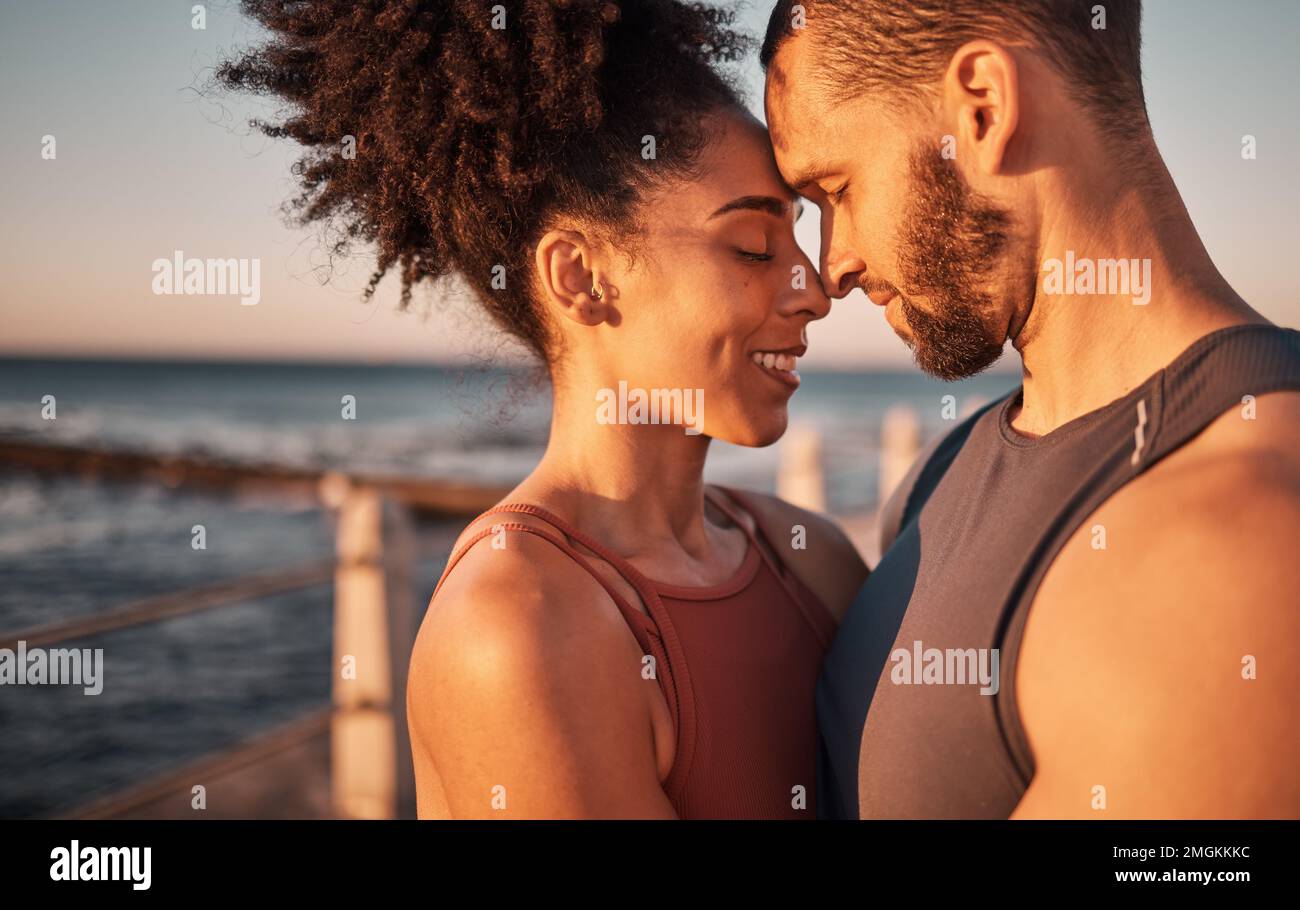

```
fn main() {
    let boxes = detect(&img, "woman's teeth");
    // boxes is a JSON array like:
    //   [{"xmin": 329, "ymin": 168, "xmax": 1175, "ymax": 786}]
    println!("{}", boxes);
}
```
[{"xmin": 751, "ymin": 351, "xmax": 799, "ymax": 374}]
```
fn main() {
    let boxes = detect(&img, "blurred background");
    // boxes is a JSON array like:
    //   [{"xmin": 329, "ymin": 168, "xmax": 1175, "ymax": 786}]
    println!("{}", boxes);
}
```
[{"xmin": 1, "ymin": 0, "xmax": 1296, "ymax": 818}]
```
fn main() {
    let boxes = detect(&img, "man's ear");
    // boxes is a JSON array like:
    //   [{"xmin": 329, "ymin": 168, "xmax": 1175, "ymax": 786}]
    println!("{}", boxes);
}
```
[
  {"xmin": 534, "ymin": 228, "xmax": 610, "ymax": 327},
  {"xmin": 942, "ymin": 40, "xmax": 1020, "ymax": 176}
]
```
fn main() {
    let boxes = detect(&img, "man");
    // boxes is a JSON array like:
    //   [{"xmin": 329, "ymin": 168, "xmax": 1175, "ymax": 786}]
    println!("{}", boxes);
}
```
[{"xmin": 760, "ymin": 0, "xmax": 1300, "ymax": 818}]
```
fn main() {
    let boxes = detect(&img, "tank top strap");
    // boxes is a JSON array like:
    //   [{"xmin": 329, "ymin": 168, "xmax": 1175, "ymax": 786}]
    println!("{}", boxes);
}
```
[
  {"xmin": 1146, "ymin": 323, "xmax": 1300, "ymax": 464},
  {"xmin": 706, "ymin": 484, "xmax": 837, "ymax": 647},
  {"xmin": 433, "ymin": 506, "xmax": 656, "ymax": 634},
  {"xmin": 706, "ymin": 484, "xmax": 790, "ymax": 579},
  {"xmin": 701, "ymin": 484, "xmax": 758, "ymax": 541},
  {"xmin": 475, "ymin": 502, "xmax": 665, "ymax": 595}
]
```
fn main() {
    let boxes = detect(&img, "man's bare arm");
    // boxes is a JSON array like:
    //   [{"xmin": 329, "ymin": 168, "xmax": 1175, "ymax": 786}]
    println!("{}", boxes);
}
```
[{"xmin": 1012, "ymin": 442, "xmax": 1300, "ymax": 819}]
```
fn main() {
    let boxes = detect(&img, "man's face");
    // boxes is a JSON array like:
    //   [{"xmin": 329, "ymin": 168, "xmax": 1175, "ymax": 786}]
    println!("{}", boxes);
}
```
[{"xmin": 764, "ymin": 37, "xmax": 1016, "ymax": 380}]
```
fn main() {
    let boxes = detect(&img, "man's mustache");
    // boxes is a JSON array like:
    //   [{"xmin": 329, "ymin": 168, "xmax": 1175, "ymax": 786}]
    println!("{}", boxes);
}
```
[{"xmin": 860, "ymin": 276, "xmax": 900, "ymax": 297}]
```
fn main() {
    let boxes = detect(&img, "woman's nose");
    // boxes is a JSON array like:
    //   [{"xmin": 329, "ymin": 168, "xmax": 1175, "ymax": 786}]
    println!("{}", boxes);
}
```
[{"xmin": 778, "ymin": 261, "xmax": 832, "ymax": 322}]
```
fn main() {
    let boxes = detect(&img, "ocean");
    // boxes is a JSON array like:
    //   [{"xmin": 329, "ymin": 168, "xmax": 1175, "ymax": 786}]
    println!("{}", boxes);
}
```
[{"xmin": 0, "ymin": 357, "xmax": 1018, "ymax": 817}]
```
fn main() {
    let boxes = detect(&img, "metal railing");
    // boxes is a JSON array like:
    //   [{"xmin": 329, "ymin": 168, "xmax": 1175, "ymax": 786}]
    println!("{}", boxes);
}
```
[{"xmin": 0, "ymin": 440, "xmax": 511, "ymax": 820}]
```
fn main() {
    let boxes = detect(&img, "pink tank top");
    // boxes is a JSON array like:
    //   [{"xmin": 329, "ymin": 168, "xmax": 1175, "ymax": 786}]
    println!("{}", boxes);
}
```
[{"xmin": 431, "ymin": 485, "xmax": 837, "ymax": 819}]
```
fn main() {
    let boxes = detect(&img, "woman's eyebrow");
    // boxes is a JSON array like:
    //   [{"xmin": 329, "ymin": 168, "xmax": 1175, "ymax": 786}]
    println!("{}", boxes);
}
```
[{"xmin": 706, "ymin": 194, "xmax": 794, "ymax": 220}]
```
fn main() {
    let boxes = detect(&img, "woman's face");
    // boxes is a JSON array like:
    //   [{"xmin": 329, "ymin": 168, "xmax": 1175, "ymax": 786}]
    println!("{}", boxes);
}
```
[{"xmin": 595, "ymin": 108, "xmax": 830, "ymax": 447}]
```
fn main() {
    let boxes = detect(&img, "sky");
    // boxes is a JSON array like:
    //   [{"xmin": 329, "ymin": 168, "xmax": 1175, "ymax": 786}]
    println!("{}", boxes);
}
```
[{"xmin": 1, "ymin": 0, "xmax": 1297, "ymax": 368}]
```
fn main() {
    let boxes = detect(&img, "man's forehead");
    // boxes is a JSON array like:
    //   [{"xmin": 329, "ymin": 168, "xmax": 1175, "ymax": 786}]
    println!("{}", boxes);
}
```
[
  {"xmin": 763, "ymin": 34, "xmax": 829, "ymax": 153},
  {"xmin": 766, "ymin": 84, "xmax": 851, "ymax": 193},
  {"xmin": 763, "ymin": 59, "xmax": 803, "ymax": 155},
  {"xmin": 767, "ymin": 91, "xmax": 832, "ymax": 187}
]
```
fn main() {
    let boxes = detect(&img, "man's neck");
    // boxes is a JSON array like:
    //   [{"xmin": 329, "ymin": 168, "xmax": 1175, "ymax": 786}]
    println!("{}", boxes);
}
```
[{"xmin": 1008, "ymin": 164, "xmax": 1264, "ymax": 437}]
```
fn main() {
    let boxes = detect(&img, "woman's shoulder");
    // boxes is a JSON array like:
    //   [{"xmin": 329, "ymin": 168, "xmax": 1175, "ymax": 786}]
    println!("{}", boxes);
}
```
[
  {"xmin": 408, "ymin": 505, "xmax": 653, "ymax": 742},
  {"xmin": 423, "ymin": 506, "xmax": 629, "ymax": 651},
  {"xmin": 407, "ymin": 505, "xmax": 672, "ymax": 818}
]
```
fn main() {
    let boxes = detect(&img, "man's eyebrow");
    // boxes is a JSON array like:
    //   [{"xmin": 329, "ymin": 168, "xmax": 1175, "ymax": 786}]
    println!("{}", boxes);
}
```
[
  {"xmin": 707, "ymin": 195, "xmax": 796, "ymax": 220},
  {"xmin": 784, "ymin": 159, "xmax": 835, "ymax": 194}
]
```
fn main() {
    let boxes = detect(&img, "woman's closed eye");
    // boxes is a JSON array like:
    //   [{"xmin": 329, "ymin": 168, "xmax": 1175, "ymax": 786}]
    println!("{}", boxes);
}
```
[{"xmin": 737, "ymin": 248, "xmax": 774, "ymax": 262}]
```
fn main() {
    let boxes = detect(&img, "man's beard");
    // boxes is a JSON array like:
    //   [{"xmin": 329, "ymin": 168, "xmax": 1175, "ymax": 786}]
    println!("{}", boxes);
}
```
[{"xmin": 883, "ymin": 143, "xmax": 1013, "ymax": 381}]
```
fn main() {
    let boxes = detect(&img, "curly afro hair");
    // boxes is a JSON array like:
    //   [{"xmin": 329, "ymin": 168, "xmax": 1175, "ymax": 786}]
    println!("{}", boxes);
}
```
[{"xmin": 217, "ymin": 0, "xmax": 753, "ymax": 361}]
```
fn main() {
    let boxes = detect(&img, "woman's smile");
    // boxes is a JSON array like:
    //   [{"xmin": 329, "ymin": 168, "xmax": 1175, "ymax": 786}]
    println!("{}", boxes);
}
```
[{"xmin": 749, "ymin": 344, "xmax": 805, "ymax": 389}]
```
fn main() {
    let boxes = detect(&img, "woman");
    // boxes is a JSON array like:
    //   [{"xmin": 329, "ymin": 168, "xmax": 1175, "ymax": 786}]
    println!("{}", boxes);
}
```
[{"xmin": 220, "ymin": 0, "xmax": 868, "ymax": 818}]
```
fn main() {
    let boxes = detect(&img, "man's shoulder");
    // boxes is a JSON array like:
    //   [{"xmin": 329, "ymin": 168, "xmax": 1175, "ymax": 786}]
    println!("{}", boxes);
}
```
[
  {"xmin": 1103, "ymin": 386, "xmax": 1299, "ymax": 544},
  {"xmin": 1043, "ymin": 388, "xmax": 1300, "ymax": 602},
  {"xmin": 1014, "ymin": 390, "xmax": 1300, "ymax": 816},
  {"xmin": 1020, "ymin": 388, "xmax": 1300, "ymax": 729}
]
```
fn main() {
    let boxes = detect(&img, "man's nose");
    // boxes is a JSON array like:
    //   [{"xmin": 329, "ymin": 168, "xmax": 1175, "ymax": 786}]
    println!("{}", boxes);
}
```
[
  {"xmin": 820, "ymin": 251, "xmax": 864, "ymax": 300},
  {"xmin": 819, "ymin": 218, "xmax": 864, "ymax": 299}
]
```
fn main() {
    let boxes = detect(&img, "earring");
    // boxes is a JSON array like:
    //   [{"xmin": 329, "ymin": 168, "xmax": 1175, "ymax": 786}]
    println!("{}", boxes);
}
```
[{"xmin": 589, "ymin": 281, "xmax": 604, "ymax": 301}]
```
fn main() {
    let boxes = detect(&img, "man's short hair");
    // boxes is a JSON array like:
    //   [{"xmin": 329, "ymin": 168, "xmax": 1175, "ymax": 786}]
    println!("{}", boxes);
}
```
[{"xmin": 761, "ymin": 0, "xmax": 1149, "ymax": 143}]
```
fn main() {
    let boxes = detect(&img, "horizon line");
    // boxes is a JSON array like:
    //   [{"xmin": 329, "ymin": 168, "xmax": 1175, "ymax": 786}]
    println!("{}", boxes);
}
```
[{"xmin": 0, "ymin": 350, "xmax": 1024, "ymax": 377}]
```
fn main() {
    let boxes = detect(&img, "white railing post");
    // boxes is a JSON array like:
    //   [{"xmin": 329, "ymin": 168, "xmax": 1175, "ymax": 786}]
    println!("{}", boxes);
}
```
[
  {"xmin": 776, "ymin": 420, "xmax": 827, "ymax": 512},
  {"xmin": 381, "ymin": 498, "xmax": 419, "ymax": 819},
  {"xmin": 328, "ymin": 480, "xmax": 396, "ymax": 820},
  {"xmin": 879, "ymin": 405, "xmax": 920, "ymax": 507}
]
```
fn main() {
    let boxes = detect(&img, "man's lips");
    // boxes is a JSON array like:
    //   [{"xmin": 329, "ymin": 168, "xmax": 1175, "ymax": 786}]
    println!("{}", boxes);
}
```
[{"xmin": 862, "ymin": 281, "xmax": 898, "ymax": 307}]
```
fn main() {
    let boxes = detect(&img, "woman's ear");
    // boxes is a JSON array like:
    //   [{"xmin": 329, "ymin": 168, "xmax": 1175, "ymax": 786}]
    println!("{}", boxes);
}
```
[
  {"xmin": 534, "ymin": 228, "xmax": 610, "ymax": 327},
  {"xmin": 942, "ymin": 40, "xmax": 1020, "ymax": 176}
]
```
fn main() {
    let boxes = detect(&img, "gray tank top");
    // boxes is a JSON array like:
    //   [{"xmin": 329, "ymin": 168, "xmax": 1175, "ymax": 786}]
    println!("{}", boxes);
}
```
[{"xmin": 817, "ymin": 323, "xmax": 1300, "ymax": 818}]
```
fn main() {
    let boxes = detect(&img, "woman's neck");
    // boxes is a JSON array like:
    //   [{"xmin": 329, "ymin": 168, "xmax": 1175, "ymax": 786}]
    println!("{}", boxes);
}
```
[{"xmin": 520, "ymin": 379, "xmax": 719, "ymax": 562}]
